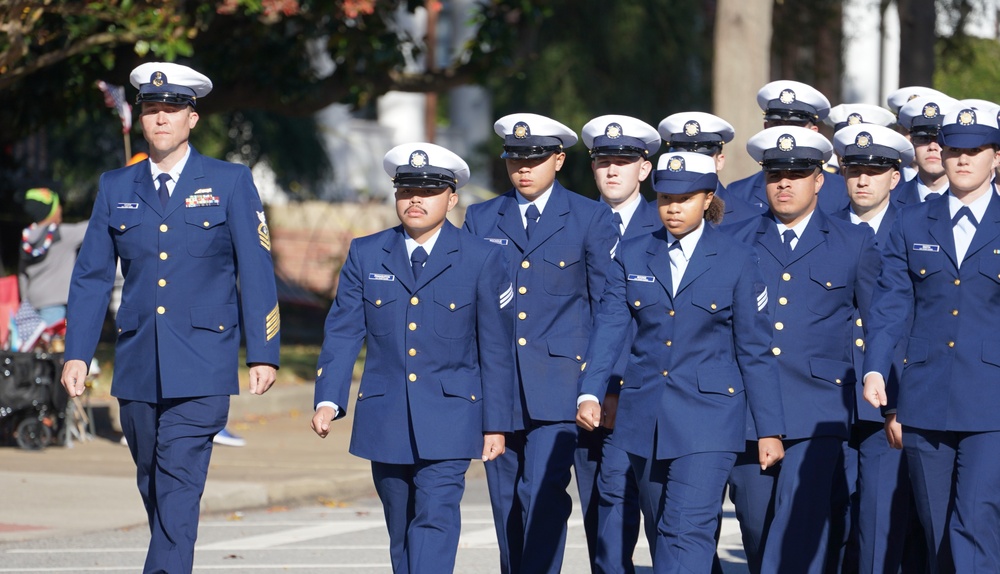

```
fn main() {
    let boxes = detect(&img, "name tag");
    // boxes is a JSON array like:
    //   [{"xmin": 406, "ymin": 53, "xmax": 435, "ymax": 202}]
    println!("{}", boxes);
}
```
[
  {"xmin": 368, "ymin": 273, "xmax": 395, "ymax": 281},
  {"xmin": 486, "ymin": 237, "xmax": 509, "ymax": 246},
  {"xmin": 912, "ymin": 243, "xmax": 940, "ymax": 252},
  {"xmin": 116, "ymin": 202, "xmax": 139, "ymax": 209},
  {"xmin": 627, "ymin": 274, "xmax": 655, "ymax": 283}
]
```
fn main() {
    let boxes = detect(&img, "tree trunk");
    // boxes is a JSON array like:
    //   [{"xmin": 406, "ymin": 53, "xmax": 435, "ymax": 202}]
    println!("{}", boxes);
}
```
[
  {"xmin": 714, "ymin": 0, "xmax": 773, "ymax": 184},
  {"xmin": 898, "ymin": 0, "xmax": 936, "ymax": 86}
]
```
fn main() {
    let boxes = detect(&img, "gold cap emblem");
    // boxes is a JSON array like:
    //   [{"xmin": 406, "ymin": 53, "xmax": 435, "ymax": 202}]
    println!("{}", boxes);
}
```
[
  {"xmin": 777, "ymin": 134, "xmax": 795, "ymax": 152},
  {"xmin": 958, "ymin": 109, "xmax": 976, "ymax": 126},
  {"xmin": 605, "ymin": 123, "xmax": 623, "ymax": 139},
  {"xmin": 152, "ymin": 71, "xmax": 165, "ymax": 87},
  {"xmin": 847, "ymin": 113, "xmax": 863, "ymax": 126},
  {"xmin": 667, "ymin": 156, "xmax": 685, "ymax": 172},
  {"xmin": 923, "ymin": 103, "xmax": 939, "ymax": 119},
  {"xmin": 408, "ymin": 150, "xmax": 428, "ymax": 168},
  {"xmin": 684, "ymin": 120, "xmax": 701, "ymax": 137},
  {"xmin": 779, "ymin": 89, "xmax": 796, "ymax": 105},
  {"xmin": 513, "ymin": 122, "xmax": 530, "ymax": 139},
  {"xmin": 855, "ymin": 132, "xmax": 872, "ymax": 148}
]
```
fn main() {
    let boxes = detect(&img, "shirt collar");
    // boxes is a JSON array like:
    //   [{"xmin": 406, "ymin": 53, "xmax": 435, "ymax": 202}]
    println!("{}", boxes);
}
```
[
  {"xmin": 666, "ymin": 220, "xmax": 705, "ymax": 261},
  {"xmin": 849, "ymin": 202, "xmax": 889, "ymax": 234},
  {"xmin": 948, "ymin": 187, "xmax": 992, "ymax": 222},
  {"xmin": 150, "ymin": 145, "xmax": 191, "ymax": 184},
  {"xmin": 516, "ymin": 184, "xmax": 554, "ymax": 213},
  {"xmin": 775, "ymin": 209, "xmax": 815, "ymax": 239},
  {"xmin": 404, "ymin": 227, "xmax": 443, "ymax": 258},
  {"xmin": 606, "ymin": 194, "xmax": 643, "ymax": 231},
  {"xmin": 915, "ymin": 177, "xmax": 947, "ymax": 201}
]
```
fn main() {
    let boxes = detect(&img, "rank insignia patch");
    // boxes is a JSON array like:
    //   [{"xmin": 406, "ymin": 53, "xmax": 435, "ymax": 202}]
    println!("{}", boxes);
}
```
[
  {"xmin": 257, "ymin": 210, "xmax": 271, "ymax": 251},
  {"xmin": 266, "ymin": 303, "xmax": 280, "ymax": 342}
]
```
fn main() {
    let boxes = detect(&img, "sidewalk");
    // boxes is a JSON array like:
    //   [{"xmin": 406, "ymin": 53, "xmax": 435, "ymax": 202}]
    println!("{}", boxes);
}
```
[{"xmin": 0, "ymin": 384, "xmax": 386, "ymax": 542}]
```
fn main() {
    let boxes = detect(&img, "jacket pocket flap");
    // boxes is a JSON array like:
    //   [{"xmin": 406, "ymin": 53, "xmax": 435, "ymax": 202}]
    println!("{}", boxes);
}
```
[
  {"xmin": 692, "ymin": 288, "xmax": 732, "ymax": 313},
  {"xmin": 810, "ymin": 265, "xmax": 847, "ymax": 290},
  {"xmin": 697, "ymin": 365, "xmax": 745, "ymax": 396},
  {"xmin": 542, "ymin": 246, "xmax": 583, "ymax": 268},
  {"xmin": 116, "ymin": 306, "xmax": 139, "ymax": 334},
  {"xmin": 357, "ymin": 377, "xmax": 387, "ymax": 400},
  {"xmin": 809, "ymin": 357, "xmax": 855, "ymax": 385},
  {"xmin": 547, "ymin": 337, "xmax": 588, "ymax": 362},
  {"xmin": 441, "ymin": 377, "xmax": 482, "ymax": 403},
  {"xmin": 184, "ymin": 207, "xmax": 227, "ymax": 229},
  {"xmin": 190, "ymin": 304, "xmax": 239, "ymax": 332}
]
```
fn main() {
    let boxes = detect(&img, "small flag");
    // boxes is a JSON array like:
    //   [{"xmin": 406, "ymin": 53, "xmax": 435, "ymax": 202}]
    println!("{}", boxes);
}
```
[{"xmin": 96, "ymin": 80, "xmax": 132, "ymax": 134}]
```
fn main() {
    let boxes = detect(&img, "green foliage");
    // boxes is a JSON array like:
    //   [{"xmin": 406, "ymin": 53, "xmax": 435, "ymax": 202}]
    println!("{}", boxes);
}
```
[{"xmin": 935, "ymin": 35, "xmax": 1000, "ymax": 103}]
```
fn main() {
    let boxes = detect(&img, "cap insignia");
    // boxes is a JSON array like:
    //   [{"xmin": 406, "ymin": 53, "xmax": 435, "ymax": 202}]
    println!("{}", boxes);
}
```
[
  {"xmin": 409, "ymin": 150, "xmax": 428, "ymax": 168},
  {"xmin": 683, "ymin": 120, "xmax": 701, "ymax": 137},
  {"xmin": 907, "ymin": 93, "xmax": 920, "ymax": 102},
  {"xmin": 667, "ymin": 156, "xmax": 685, "ymax": 172},
  {"xmin": 922, "ymin": 103, "xmax": 939, "ymax": 119},
  {"xmin": 152, "ymin": 71, "xmax": 165, "ymax": 87},
  {"xmin": 958, "ymin": 109, "xmax": 976, "ymax": 126},
  {"xmin": 605, "ymin": 123, "xmax": 623, "ymax": 139},
  {"xmin": 847, "ymin": 113, "xmax": 863, "ymax": 126},
  {"xmin": 779, "ymin": 89, "xmax": 796, "ymax": 105},
  {"xmin": 855, "ymin": 132, "xmax": 873, "ymax": 149},
  {"xmin": 513, "ymin": 122, "xmax": 530, "ymax": 139},
  {"xmin": 777, "ymin": 134, "xmax": 796, "ymax": 152}
]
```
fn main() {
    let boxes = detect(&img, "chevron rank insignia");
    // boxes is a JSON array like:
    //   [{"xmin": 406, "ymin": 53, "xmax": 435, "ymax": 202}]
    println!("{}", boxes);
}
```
[
  {"xmin": 266, "ymin": 303, "xmax": 280, "ymax": 341},
  {"xmin": 257, "ymin": 210, "xmax": 271, "ymax": 251}
]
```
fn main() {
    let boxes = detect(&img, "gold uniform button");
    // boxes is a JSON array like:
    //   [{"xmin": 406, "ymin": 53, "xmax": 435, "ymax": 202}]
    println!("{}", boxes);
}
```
[
  {"xmin": 954, "ymin": 279, "xmax": 961, "ymax": 286},
  {"xmin": 948, "ymin": 341, "xmax": 955, "ymax": 348},
  {"xmin": 317, "ymin": 368, "xmax": 323, "ymax": 377},
  {"xmin": 919, "ymin": 269, "xmax": 926, "ymax": 275},
  {"xmin": 665, "ymin": 340, "xmax": 672, "ymax": 347},
  {"xmin": 903, "ymin": 358, "xmax": 908, "ymax": 364},
  {"xmin": 471, "ymin": 395, "xmax": 476, "ymax": 401},
  {"xmin": 358, "ymin": 392, "xmax": 363, "ymax": 398},
  {"xmin": 634, "ymin": 300, "xmax": 641, "ymax": 307},
  {"xmin": 856, "ymin": 318, "xmax": 863, "ymax": 327},
  {"xmin": 521, "ymin": 260, "xmax": 530, "ymax": 269},
  {"xmin": 408, "ymin": 322, "xmax": 417, "ymax": 331},
  {"xmin": 408, "ymin": 348, "xmax": 416, "ymax": 356},
  {"xmin": 772, "ymin": 347, "xmax": 781, "ymax": 356},
  {"xmin": 728, "ymin": 387, "xmax": 735, "ymax": 394},
  {"xmin": 782, "ymin": 272, "xmax": 791, "ymax": 281},
  {"xmin": 158, "ymin": 279, "xmax": 166, "ymax": 287},
  {"xmin": 825, "ymin": 281, "xmax": 832, "ymax": 287},
  {"xmin": 855, "ymin": 338, "xmax": 864, "ymax": 347},
  {"xmin": 159, "ymin": 252, "xmax": 168, "ymax": 260},
  {"xmin": 156, "ymin": 306, "xmax": 165, "ymax": 315},
  {"xmin": 449, "ymin": 303, "xmax": 456, "ymax": 310},
  {"xmin": 662, "ymin": 371, "xmax": 668, "ymax": 377},
  {"xmin": 518, "ymin": 338, "xmax": 527, "ymax": 346},
  {"xmin": 375, "ymin": 299, "xmax": 382, "ymax": 306},
  {"xmin": 835, "ymin": 379, "xmax": 842, "ymax": 385},
  {"xmin": 711, "ymin": 303, "xmax": 717, "ymax": 310},
  {"xmin": 576, "ymin": 355, "xmax": 582, "ymax": 361},
  {"xmin": 203, "ymin": 221, "xmax": 210, "ymax": 227},
  {"xmin": 408, "ymin": 373, "xmax": 417, "ymax": 382},
  {"xmin": 518, "ymin": 286, "xmax": 528, "ymax": 295},
  {"xmin": 118, "ymin": 328, "xmax": 122, "ymax": 333},
  {"xmin": 775, "ymin": 322, "xmax": 784, "ymax": 330},
  {"xmin": 518, "ymin": 312, "xmax": 527, "ymax": 320},
  {"xmin": 668, "ymin": 309, "xmax": 675, "ymax": 316},
  {"xmin": 119, "ymin": 224, "xmax": 126, "ymax": 230},
  {"xmin": 581, "ymin": 362, "xmax": 587, "ymax": 372},
  {"xmin": 159, "ymin": 224, "xmax": 168, "ymax": 232},
  {"xmin": 559, "ymin": 261, "xmax": 566, "ymax": 267},
  {"xmin": 779, "ymin": 297, "xmax": 788, "ymax": 306},
  {"xmin": 218, "ymin": 325, "xmax": 224, "ymax": 331},
  {"xmin": 410, "ymin": 296, "xmax": 419, "ymax": 305},
  {"xmin": 952, "ymin": 309, "xmax": 959, "ymax": 316}
]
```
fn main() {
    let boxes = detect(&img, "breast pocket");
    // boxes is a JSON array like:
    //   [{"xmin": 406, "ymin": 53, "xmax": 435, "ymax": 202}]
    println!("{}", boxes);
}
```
[
  {"xmin": 434, "ymin": 288, "xmax": 474, "ymax": 339},
  {"xmin": 806, "ymin": 265, "xmax": 849, "ymax": 317},
  {"xmin": 109, "ymin": 207, "xmax": 145, "ymax": 260},
  {"xmin": 543, "ymin": 245, "xmax": 585, "ymax": 296},
  {"xmin": 978, "ymin": 257, "xmax": 1000, "ymax": 286},
  {"xmin": 692, "ymin": 288, "xmax": 733, "ymax": 316},
  {"xmin": 624, "ymin": 281, "xmax": 663, "ymax": 317},
  {"xmin": 184, "ymin": 207, "xmax": 228, "ymax": 257},
  {"xmin": 909, "ymin": 251, "xmax": 944, "ymax": 282},
  {"xmin": 363, "ymin": 289, "xmax": 397, "ymax": 337}
]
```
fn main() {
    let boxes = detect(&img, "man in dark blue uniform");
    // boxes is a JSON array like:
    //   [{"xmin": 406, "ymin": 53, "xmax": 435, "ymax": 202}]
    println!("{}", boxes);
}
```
[
  {"xmin": 886, "ymin": 86, "xmax": 950, "ymax": 184},
  {"xmin": 658, "ymin": 111, "xmax": 760, "ymax": 225},
  {"xmin": 864, "ymin": 99, "xmax": 1000, "ymax": 574},
  {"xmin": 61, "ymin": 62, "xmax": 280, "ymax": 573},
  {"xmin": 892, "ymin": 94, "xmax": 958, "ymax": 207},
  {"xmin": 726, "ymin": 80, "xmax": 850, "ymax": 215},
  {"xmin": 578, "ymin": 114, "xmax": 661, "ymax": 573},
  {"xmin": 722, "ymin": 126, "xmax": 880, "ymax": 574},
  {"xmin": 833, "ymin": 124, "xmax": 928, "ymax": 573},
  {"xmin": 463, "ymin": 113, "xmax": 617, "ymax": 574},
  {"xmin": 311, "ymin": 142, "xmax": 515, "ymax": 573}
]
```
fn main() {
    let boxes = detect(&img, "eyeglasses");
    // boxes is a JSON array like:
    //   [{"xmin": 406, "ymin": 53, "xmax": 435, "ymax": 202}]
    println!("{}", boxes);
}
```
[{"xmin": 910, "ymin": 133, "xmax": 939, "ymax": 146}]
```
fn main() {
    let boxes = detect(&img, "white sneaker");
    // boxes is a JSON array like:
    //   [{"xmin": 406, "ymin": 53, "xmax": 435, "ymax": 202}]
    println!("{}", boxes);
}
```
[{"xmin": 213, "ymin": 428, "xmax": 246, "ymax": 447}]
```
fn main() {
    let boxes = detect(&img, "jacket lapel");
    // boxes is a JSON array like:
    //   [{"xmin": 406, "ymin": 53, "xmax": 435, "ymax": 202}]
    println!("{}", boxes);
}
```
[
  {"xmin": 414, "ymin": 222, "xmax": 458, "ymax": 290},
  {"xmin": 132, "ymin": 163, "xmax": 163, "ymax": 217},
  {"xmin": 646, "ymin": 230, "xmax": 675, "ymax": 300},
  {"xmin": 675, "ymin": 225, "xmax": 718, "ymax": 296},
  {"xmin": 927, "ymin": 199, "xmax": 959, "ymax": 269},
  {"xmin": 525, "ymin": 182, "xmax": 570, "ymax": 254},
  {"xmin": 381, "ymin": 227, "xmax": 415, "ymax": 293},
  {"xmin": 496, "ymin": 193, "xmax": 529, "ymax": 253},
  {"xmin": 962, "ymin": 189, "xmax": 1000, "ymax": 264},
  {"xmin": 164, "ymin": 147, "xmax": 206, "ymax": 217}
]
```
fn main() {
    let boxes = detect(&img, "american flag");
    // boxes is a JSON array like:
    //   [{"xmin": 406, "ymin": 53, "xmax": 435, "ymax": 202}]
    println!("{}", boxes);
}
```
[{"xmin": 96, "ymin": 80, "xmax": 132, "ymax": 134}]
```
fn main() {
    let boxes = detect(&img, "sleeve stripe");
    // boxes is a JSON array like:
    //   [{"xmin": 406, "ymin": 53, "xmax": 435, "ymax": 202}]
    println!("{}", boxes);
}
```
[{"xmin": 499, "ymin": 283, "xmax": 514, "ymax": 309}]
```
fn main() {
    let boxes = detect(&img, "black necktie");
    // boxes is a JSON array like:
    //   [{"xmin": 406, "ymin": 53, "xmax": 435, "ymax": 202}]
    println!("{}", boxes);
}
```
[
  {"xmin": 953, "ymin": 206, "xmax": 978, "ymax": 228},
  {"xmin": 612, "ymin": 212, "xmax": 624, "ymax": 238},
  {"xmin": 411, "ymin": 246, "xmax": 428, "ymax": 280},
  {"xmin": 525, "ymin": 203, "xmax": 540, "ymax": 239},
  {"xmin": 782, "ymin": 229, "xmax": 796, "ymax": 257},
  {"xmin": 156, "ymin": 173, "xmax": 172, "ymax": 209},
  {"xmin": 925, "ymin": 192, "xmax": 942, "ymax": 201}
]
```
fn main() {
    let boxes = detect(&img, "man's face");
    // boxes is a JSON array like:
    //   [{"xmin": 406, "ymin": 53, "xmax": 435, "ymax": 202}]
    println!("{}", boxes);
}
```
[
  {"xmin": 910, "ymin": 134, "xmax": 945, "ymax": 180},
  {"xmin": 394, "ymin": 186, "xmax": 458, "ymax": 238},
  {"xmin": 843, "ymin": 164, "xmax": 899, "ymax": 214},
  {"xmin": 506, "ymin": 152, "xmax": 565, "ymax": 200},
  {"xmin": 140, "ymin": 102, "xmax": 198, "ymax": 158},
  {"xmin": 656, "ymin": 191, "xmax": 713, "ymax": 239},
  {"xmin": 764, "ymin": 168, "xmax": 823, "ymax": 227},
  {"xmin": 942, "ymin": 144, "xmax": 1000, "ymax": 195},
  {"xmin": 591, "ymin": 155, "xmax": 651, "ymax": 208}
]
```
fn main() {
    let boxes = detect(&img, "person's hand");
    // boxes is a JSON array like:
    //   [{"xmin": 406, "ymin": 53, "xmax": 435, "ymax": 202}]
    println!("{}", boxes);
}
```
[
  {"xmin": 311, "ymin": 406, "xmax": 337, "ymax": 438},
  {"xmin": 482, "ymin": 432, "xmax": 506, "ymax": 461},
  {"xmin": 863, "ymin": 372, "xmax": 887, "ymax": 408},
  {"xmin": 758, "ymin": 437, "xmax": 784, "ymax": 470},
  {"xmin": 248, "ymin": 363, "xmax": 277, "ymax": 395},
  {"xmin": 61, "ymin": 359, "xmax": 89, "ymax": 398},
  {"xmin": 602, "ymin": 393, "xmax": 619, "ymax": 429},
  {"xmin": 884, "ymin": 413, "xmax": 903, "ymax": 450},
  {"xmin": 576, "ymin": 400, "xmax": 601, "ymax": 431}
]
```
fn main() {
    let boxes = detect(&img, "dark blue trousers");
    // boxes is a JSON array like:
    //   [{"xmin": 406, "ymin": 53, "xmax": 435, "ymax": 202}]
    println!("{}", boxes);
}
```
[
  {"xmin": 594, "ymin": 434, "xmax": 641, "ymax": 574},
  {"xmin": 119, "ymin": 395, "xmax": 229, "ymax": 574},
  {"xmin": 371, "ymin": 458, "xmax": 470, "ymax": 574},
  {"xmin": 726, "ymin": 441, "xmax": 779, "ymax": 574}
]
